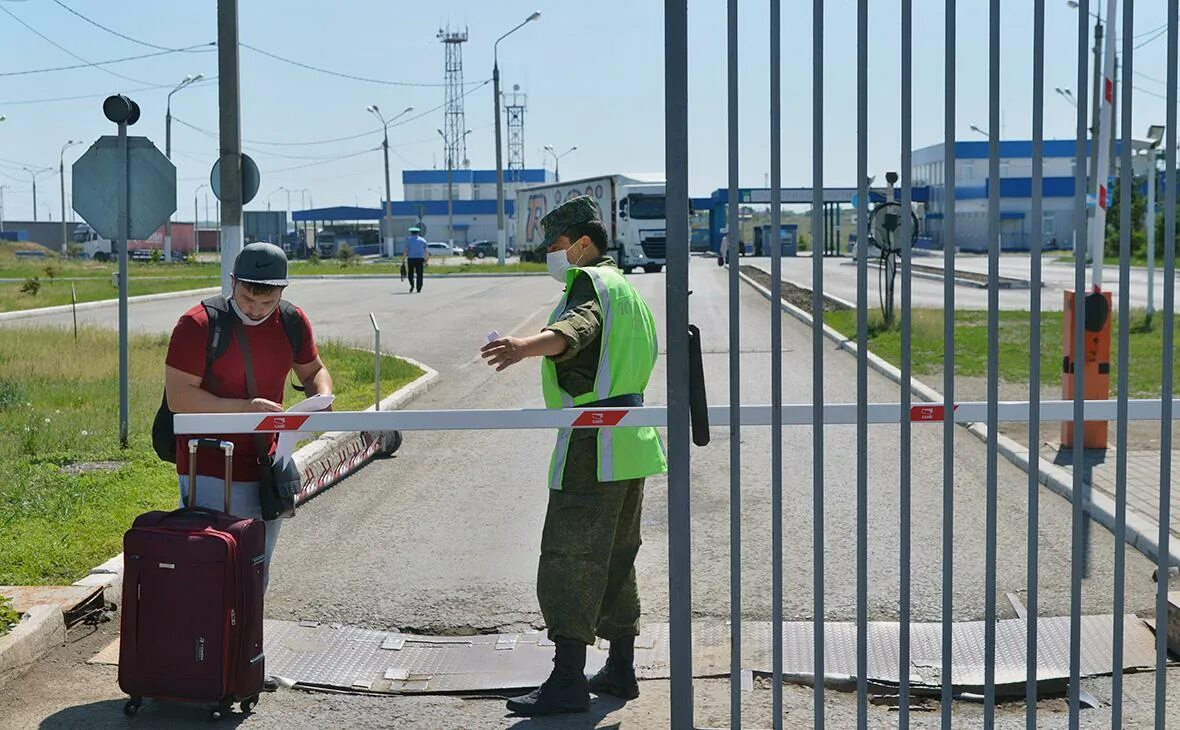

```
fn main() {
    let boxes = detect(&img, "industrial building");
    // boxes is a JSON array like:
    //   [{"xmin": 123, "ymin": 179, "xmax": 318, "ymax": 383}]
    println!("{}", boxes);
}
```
[{"xmin": 914, "ymin": 139, "xmax": 1156, "ymax": 252}]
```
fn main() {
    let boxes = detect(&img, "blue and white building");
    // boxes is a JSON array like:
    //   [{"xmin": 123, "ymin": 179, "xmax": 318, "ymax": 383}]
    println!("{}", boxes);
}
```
[{"xmin": 913, "ymin": 139, "xmax": 1145, "ymax": 252}]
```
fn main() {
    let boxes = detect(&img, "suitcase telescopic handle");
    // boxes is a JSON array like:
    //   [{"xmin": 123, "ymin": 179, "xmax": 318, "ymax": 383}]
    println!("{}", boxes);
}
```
[{"xmin": 187, "ymin": 439, "xmax": 235, "ymax": 513}]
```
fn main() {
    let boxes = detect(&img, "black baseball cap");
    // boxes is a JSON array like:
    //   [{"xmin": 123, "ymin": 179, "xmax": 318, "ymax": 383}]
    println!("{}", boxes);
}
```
[{"xmin": 233, "ymin": 242, "xmax": 289, "ymax": 286}]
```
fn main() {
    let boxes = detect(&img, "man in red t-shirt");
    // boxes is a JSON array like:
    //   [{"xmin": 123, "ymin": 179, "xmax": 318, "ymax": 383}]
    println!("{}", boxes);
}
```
[{"xmin": 165, "ymin": 243, "xmax": 333, "ymax": 596}]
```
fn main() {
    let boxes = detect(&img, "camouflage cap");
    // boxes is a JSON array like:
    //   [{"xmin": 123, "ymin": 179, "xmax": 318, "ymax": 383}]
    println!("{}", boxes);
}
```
[{"xmin": 539, "ymin": 195, "xmax": 602, "ymax": 250}]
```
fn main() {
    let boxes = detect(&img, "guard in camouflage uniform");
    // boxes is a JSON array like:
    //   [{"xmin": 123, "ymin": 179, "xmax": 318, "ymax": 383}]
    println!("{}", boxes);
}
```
[{"xmin": 480, "ymin": 195, "xmax": 667, "ymax": 716}]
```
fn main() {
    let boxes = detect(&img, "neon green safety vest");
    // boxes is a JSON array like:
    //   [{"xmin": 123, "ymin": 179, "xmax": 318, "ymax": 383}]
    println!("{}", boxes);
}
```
[{"xmin": 541, "ymin": 265, "xmax": 668, "ymax": 489}]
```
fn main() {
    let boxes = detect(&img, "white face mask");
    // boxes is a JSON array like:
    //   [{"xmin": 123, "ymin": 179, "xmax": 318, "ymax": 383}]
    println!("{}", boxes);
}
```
[
  {"xmin": 546, "ymin": 242, "xmax": 588, "ymax": 283},
  {"xmin": 229, "ymin": 296, "xmax": 273, "ymax": 326},
  {"xmin": 546, "ymin": 250, "xmax": 571, "ymax": 282}
]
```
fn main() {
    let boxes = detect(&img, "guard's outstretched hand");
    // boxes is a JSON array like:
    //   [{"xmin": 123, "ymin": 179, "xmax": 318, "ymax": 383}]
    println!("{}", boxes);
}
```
[{"xmin": 481, "ymin": 337, "xmax": 528, "ymax": 372}]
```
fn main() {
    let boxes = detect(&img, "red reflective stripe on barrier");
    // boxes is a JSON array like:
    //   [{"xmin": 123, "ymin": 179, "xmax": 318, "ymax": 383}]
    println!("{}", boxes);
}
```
[
  {"xmin": 254, "ymin": 414, "xmax": 310, "ymax": 431},
  {"xmin": 572, "ymin": 410, "xmax": 629, "ymax": 427},
  {"xmin": 910, "ymin": 404, "xmax": 958, "ymax": 422}
]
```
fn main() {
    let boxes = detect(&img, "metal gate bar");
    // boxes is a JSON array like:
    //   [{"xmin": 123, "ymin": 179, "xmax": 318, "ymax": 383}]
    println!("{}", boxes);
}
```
[
  {"xmin": 1069, "ymin": 3, "xmax": 1091, "ymax": 725},
  {"xmin": 985, "ymin": 0, "xmax": 1002, "ymax": 722},
  {"xmin": 663, "ymin": 0, "xmax": 692, "ymax": 724},
  {"xmin": 1112, "ymin": 2, "xmax": 1133, "ymax": 727},
  {"xmin": 1028, "ymin": 1, "xmax": 1046, "ymax": 725},
  {"xmin": 941, "ymin": 2, "xmax": 957, "ymax": 724},
  {"xmin": 898, "ymin": 0, "xmax": 914, "ymax": 723},
  {"xmin": 810, "ymin": 0, "xmax": 827, "ymax": 726},
  {"xmin": 1159, "ymin": 2, "xmax": 1177, "ymax": 723},
  {"xmin": 725, "ymin": 2, "xmax": 742, "ymax": 728},
  {"xmin": 855, "ymin": 0, "xmax": 870, "ymax": 724},
  {"xmin": 768, "ymin": 0, "xmax": 785, "ymax": 726}
]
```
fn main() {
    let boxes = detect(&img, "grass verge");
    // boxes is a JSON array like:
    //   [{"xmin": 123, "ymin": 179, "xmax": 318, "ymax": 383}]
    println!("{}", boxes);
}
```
[
  {"xmin": 824, "ymin": 308, "xmax": 1178, "ymax": 398},
  {"xmin": 0, "ymin": 326, "xmax": 423, "ymax": 586}
]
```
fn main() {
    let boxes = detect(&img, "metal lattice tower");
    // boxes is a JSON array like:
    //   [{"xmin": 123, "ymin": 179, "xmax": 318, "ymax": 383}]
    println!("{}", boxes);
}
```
[
  {"xmin": 505, "ymin": 84, "xmax": 527, "ymax": 184},
  {"xmin": 437, "ymin": 26, "xmax": 469, "ymax": 170}
]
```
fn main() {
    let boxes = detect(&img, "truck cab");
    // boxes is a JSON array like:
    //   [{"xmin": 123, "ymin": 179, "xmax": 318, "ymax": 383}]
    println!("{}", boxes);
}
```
[
  {"xmin": 74, "ymin": 223, "xmax": 113, "ymax": 261},
  {"xmin": 615, "ymin": 183, "xmax": 666, "ymax": 274},
  {"xmin": 315, "ymin": 231, "xmax": 337, "ymax": 257}
]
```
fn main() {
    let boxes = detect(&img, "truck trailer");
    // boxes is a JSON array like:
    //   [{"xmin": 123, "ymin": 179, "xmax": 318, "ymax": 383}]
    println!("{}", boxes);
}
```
[{"xmin": 515, "ymin": 174, "xmax": 667, "ymax": 273}]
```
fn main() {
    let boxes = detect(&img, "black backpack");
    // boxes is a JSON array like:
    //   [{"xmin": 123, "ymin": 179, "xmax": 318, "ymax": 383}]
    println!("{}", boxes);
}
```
[{"xmin": 151, "ymin": 295, "xmax": 304, "ymax": 462}]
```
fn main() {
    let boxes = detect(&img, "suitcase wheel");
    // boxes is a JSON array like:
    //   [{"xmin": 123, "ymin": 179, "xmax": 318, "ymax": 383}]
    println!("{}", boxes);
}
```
[
  {"xmin": 210, "ymin": 699, "xmax": 233, "ymax": 721},
  {"xmin": 240, "ymin": 696, "xmax": 258, "ymax": 714},
  {"xmin": 123, "ymin": 697, "xmax": 141, "ymax": 716}
]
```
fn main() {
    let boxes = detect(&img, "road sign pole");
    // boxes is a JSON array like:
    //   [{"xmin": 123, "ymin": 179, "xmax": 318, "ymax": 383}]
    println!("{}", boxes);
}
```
[{"xmin": 117, "ymin": 119, "xmax": 130, "ymax": 448}]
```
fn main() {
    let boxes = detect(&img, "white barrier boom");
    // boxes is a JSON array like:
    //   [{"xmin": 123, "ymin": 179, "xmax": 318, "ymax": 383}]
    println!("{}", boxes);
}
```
[{"xmin": 173, "ymin": 398, "xmax": 1180, "ymax": 434}]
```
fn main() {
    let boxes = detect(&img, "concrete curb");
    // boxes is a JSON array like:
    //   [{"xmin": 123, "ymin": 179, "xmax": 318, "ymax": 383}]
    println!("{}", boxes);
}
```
[
  {"xmin": 847, "ymin": 260, "xmax": 1034, "ymax": 289},
  {"xmin": 0, "ymin": 351, "xmax": 442, "ymax": 697},
  {"xmin": 0, "ymin": 271, "xmax": 549, "ymax": 321},
  {"xmin": 0, "ymin": 287, "xmax": 220, "ymax": 322},
  {"xmin": 0, "ymin": 605, "xmax": 67, "ymax": 691},
  {"xmin": 737, "ymin": 266, "xmax": 1180, "ymax": 568}
]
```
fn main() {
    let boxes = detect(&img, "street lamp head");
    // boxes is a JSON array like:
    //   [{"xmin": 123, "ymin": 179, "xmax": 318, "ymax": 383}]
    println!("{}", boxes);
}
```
[
  {"xmin": 544, "ymin": 144, "xmax": 555, "ymax": 152},
  {"xmin": 1067, "ymin": 0, "xmax": 1078, "ymax": 7},
  {"xmin": 528, "ymin": 11, "xmax": 541, "ymax": 21},
  {"xmin": 367, "ymin": 104, "xmax": 379, "ymax": 114},
  {"xmin": 403, "ymin": 106, "xmax": 414, "ymax": 114}
]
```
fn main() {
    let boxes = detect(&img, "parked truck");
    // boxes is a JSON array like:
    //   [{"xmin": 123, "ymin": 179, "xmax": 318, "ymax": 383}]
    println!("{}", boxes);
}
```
[
  {"xmin": 73, "ymin": 222, "xmax": 196, "ymax": 261},
  {"xmin": 515, "ymin": 174, "xmax": 667, "ymax": 273}
]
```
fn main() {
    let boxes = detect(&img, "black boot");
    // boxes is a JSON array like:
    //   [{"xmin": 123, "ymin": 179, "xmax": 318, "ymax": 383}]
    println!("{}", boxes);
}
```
[
  {"xmin": 588, "ymin": 635, "xmax": 639, "ymax": 700},
  {"xmin": 506, "ymin": 638, "xmax": 590, "ymax": 716}
]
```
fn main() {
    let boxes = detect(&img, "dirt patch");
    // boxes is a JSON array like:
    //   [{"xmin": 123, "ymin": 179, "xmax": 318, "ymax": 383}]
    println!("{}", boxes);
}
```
[{"xmin": 740, "ymin": 265, "xmax": 851, "ymax": 315}]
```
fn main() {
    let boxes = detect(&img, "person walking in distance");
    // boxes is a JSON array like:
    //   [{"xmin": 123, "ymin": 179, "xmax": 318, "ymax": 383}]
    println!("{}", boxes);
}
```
[
  {"xmin": 480, "ymin": 196, "xmax": 667, "ymax": 716},
  {"xmin": 402, "ymin": 225, "xmax": 429, "ymax": 293}
]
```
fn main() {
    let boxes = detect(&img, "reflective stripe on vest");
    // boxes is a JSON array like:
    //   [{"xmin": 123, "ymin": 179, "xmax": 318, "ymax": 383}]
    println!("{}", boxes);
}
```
[{"xmin": 542, "ymin": 265, "xmax": 668, "ymax": 489}]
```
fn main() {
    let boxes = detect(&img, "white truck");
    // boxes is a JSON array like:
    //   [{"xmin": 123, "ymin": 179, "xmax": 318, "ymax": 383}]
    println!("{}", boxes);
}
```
[{"xmin": 515, "ymin": 174, "xmax": 667, "ymax": 273}]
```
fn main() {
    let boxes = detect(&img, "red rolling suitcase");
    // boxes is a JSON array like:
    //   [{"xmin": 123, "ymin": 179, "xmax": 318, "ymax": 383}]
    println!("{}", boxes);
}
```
[{"xmin": 118, "ymin": 438, "xmax": 267, "ymax": 721}]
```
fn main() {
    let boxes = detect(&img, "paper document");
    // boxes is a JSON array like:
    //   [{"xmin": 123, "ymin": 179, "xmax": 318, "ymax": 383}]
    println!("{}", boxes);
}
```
[{"xmin": 275, "ymin": 394, "xmax": 335, "ymax": 465}]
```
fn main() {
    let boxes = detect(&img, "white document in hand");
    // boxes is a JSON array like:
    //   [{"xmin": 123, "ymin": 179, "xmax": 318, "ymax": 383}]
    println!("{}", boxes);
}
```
[{"xmin": 275, "ymin": 394, "xmax": 335, "ymax": 465}]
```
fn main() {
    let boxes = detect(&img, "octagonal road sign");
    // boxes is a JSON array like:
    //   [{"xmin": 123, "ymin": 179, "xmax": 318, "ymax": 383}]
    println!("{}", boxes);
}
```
[{"xmin": 72, "ymin": 136, "xmax": 177, "ymax": 241}]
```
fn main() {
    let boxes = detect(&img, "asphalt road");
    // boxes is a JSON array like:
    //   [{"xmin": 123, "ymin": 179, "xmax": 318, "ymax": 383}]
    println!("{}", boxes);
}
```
[
  {"xmin": 1, "ymin": 260, "xmax": 1174, "ymax": 728},
  {"xmin": 763, "ymin": 252, "xmax": 1179, "ymax": 311}
]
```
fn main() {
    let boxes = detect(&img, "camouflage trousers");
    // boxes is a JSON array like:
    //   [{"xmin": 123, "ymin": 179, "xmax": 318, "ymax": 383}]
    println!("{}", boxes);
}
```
[{"xmin": 537, "ymin": 431, "xmax": 645, "ymax": 646}]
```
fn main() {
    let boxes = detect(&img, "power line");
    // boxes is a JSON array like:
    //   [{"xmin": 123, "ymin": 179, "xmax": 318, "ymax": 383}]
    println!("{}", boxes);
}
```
[
  {"xmin": 1134, "ymin": 26, "xmax": 1168, "ymax": 49},
  {"xmin": 0, "ymin": 77, "xmax": 217, "ymax": 106},
  {"xmin": 167, "ymin": 79, "xmax": 491, "ymax": 151},
  {"xmin": 1, "ymin": 3, "xmax": 158, "ymax": 85},
  {"xmin": 240, "ymin": 43, "xmax": 486, "ymax": 88},
  {"xmin": 50, "ymin": 0, "xmax": 204, "ymax": 52}
]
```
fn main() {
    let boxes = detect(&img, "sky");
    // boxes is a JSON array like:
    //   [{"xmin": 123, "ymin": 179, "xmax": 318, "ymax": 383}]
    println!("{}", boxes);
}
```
[{"xmin": 0, "ymin": 0, "xmax": 1175, "ymax": 222}]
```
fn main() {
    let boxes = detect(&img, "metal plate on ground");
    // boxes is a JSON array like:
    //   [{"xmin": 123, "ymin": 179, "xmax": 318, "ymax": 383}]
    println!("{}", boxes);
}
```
[
  {"xmin": 744, "ymin": 614, "xmax": 1158, "ymax": 693},
  {"xmin": 89, "ymin": 615, "xmax": 1160, "ymax": 696}
]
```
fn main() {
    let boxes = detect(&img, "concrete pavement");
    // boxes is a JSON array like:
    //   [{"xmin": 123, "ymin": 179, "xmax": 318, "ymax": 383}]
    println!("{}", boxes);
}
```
[{"xmin": 0, "ymin": 260, "xmax": 1173, "ymax": 728}]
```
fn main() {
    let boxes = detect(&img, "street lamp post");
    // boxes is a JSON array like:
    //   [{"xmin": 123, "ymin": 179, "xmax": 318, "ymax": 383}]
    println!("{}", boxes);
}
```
[
  {"xmin": 24, "ymin": 167, "xmax": 52, "ymax": 222},
  {"xmin": 195, "ymin": 183, "xmax": 207, "ymax": 252},
  {"xmin": 543, "ymin": 145, "xmax": 577, "ymax": 183},
  {"xmin": 59, "ymin": 140, "xmax": 81, "ymax": 254},
  {"xmin": 367, "ymin": 105, "xmax": 414, "ymax": 258},
  {"xmin": 1067, "ymin": 0, "xmax": 1103, "ymax": 197},
  {"xmin": 494, "ymin": 11, "xmax": 542, "ymax": 265},
  {"xmin": 0, "ymin": 184, "xmax": 8, "ymax": 234},
  {"xmin": 165, "ymin": 74, "xmax": 203, "ymax": 262}
]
